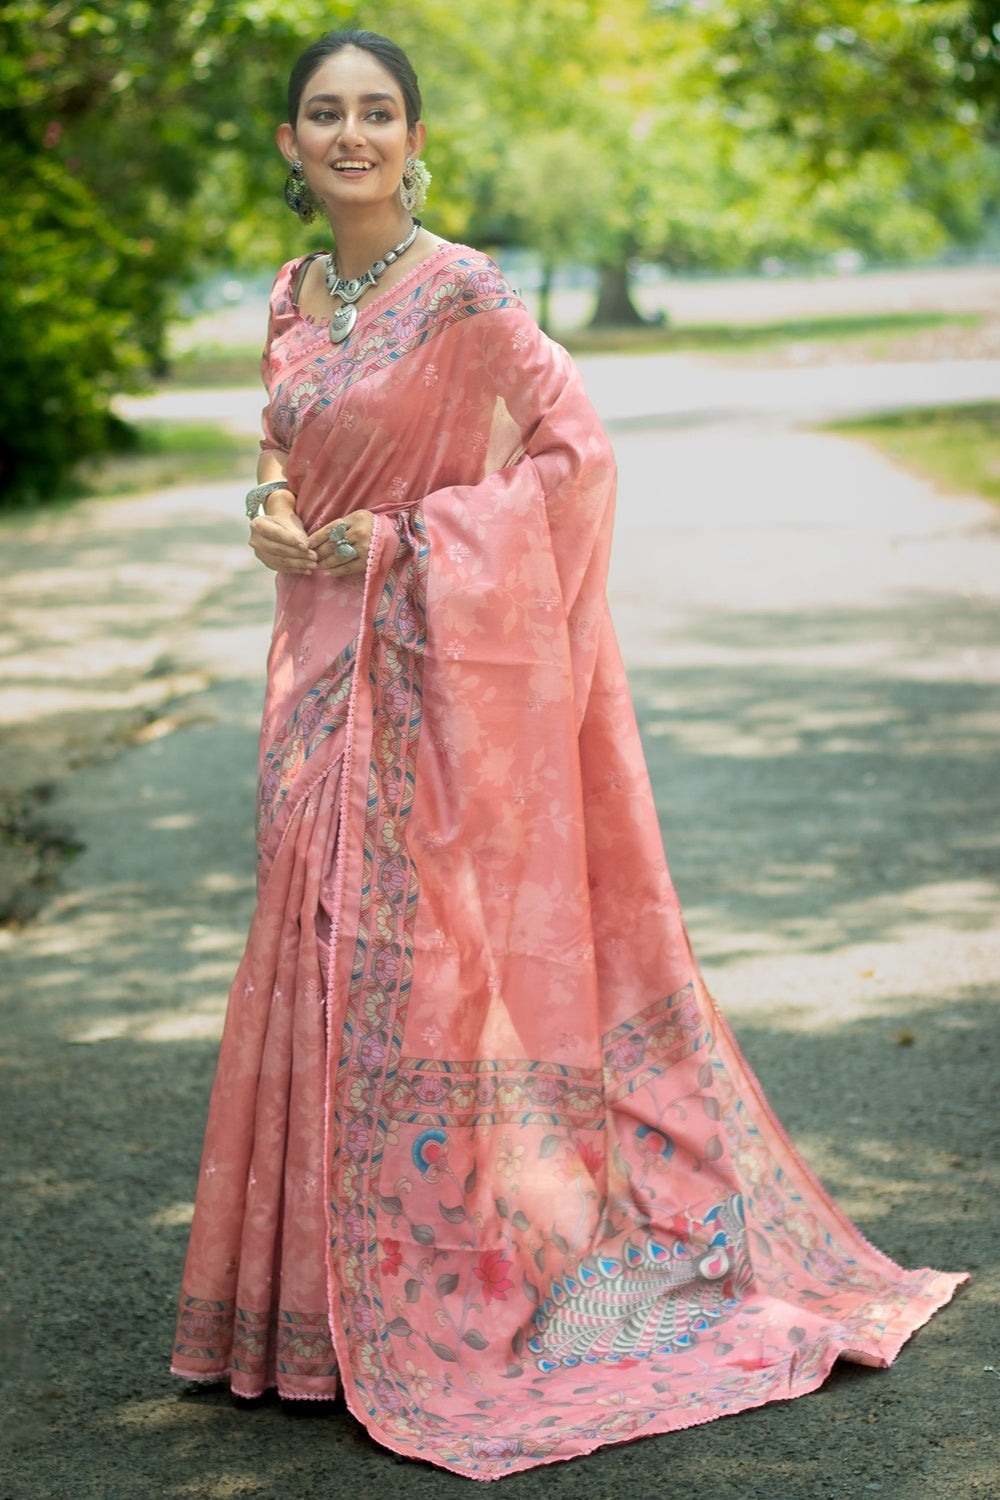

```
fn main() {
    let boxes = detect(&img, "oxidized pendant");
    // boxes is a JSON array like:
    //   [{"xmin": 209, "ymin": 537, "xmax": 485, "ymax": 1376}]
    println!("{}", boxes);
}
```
[{"xmin": 329, "ymin": 303, "xmax": 357, "ymax": 343}]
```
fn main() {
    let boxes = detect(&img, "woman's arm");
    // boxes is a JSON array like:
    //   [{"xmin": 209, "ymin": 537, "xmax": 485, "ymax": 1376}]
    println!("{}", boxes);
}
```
[{"xmin": 248, "ymin": 448, "xmax": 317, "ymax": 575}]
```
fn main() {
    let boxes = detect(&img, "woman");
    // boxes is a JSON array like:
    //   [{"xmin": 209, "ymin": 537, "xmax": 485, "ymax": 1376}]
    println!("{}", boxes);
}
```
[{"xmin": 172, "ymin": 29, "xmax": 965, "ymax": 1480}]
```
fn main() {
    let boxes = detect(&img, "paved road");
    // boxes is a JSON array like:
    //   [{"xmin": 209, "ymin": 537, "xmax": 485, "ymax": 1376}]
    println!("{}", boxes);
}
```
[{"xmin": 2, "ymin": 359, "xmax": 999, "ymax": 1499}]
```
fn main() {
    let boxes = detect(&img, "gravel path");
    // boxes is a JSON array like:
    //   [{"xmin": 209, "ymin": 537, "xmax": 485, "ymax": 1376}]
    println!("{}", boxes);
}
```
[{"xmin": 1, "ymin": 354, "xmax": 998, "ymax": 1500}]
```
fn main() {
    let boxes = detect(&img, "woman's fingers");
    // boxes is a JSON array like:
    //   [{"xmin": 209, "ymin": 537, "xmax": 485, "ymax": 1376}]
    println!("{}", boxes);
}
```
[
  {"xmin": 249, "ymin": 515, "xmax": 317, "ymax": 574},
  {"xmin": 307, "ymin": 510, "xmax": 375, "ymax": 578}
]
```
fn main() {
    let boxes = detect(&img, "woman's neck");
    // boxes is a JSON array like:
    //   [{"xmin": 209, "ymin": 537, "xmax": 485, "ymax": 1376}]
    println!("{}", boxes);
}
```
[{"xmin": 325, "ymin": 205, "xmax": 415, "ymax": 280}]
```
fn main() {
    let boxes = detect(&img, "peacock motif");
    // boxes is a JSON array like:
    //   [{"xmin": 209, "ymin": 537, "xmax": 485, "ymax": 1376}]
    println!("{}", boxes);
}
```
[{"xmin": 527, "ymin": 1194, "xmax": 753, "ymax": 1370}]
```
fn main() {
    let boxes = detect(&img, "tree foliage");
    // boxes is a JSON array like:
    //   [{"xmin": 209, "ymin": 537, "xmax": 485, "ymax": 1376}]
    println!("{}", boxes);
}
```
[{"xmin": 1, "ymin": 0, "xmax": 999, "ymax": 501}]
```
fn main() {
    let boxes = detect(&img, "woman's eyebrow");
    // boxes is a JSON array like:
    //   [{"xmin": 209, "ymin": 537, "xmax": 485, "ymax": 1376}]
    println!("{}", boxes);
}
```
[{"xmin": 304, "ymin": 92, "xmax": 397, "ymax": 106}]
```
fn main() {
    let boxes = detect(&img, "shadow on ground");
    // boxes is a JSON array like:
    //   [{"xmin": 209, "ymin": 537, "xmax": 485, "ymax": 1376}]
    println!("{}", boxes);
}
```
[{"xmin": 1, "ymin": 590, "xmax": 996, "ymax": 1495}]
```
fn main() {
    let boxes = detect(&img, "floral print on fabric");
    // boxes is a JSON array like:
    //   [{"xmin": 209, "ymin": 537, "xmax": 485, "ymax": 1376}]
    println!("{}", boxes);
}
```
[{"xmin": 173, "ymin": 244, "xmax": 966, "ymax": 1479}]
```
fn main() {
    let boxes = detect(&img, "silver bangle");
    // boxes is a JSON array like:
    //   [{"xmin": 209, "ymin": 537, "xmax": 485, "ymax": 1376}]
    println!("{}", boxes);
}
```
[{"xmin": 245, "ymin": 480, "xmax": 294, "ymax": 519}]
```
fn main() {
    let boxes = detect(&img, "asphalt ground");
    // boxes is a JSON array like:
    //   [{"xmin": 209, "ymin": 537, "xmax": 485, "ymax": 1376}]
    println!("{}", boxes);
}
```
[{"xmin": 1, "ymin": 350, "xmax": 998, "ymax": 1499}]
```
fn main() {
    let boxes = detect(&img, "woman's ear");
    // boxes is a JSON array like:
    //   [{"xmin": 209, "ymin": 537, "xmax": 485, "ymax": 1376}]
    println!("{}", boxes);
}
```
[
  {"xmin": 275, "ymin": 122, "xmax": 298, "ymax": 165},
  {"xmin": 408, "ymin": 121, "xmax": 427, "ymax": 159}
]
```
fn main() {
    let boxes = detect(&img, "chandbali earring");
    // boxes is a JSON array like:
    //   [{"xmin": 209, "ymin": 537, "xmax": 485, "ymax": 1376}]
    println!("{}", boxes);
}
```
[
  {"xmin": 399, "ymin": 156, "xmax": 432, "ymax": 214},
  {"xmin": 284, "ymin": 159, "xmax": 318, "ymax": 224}
]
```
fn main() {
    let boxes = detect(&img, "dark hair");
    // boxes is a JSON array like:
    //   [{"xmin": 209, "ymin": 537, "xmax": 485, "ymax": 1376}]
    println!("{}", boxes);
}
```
[{"xmin": 287, "ymin": 30, "xmax": 422, "ymax": 128}]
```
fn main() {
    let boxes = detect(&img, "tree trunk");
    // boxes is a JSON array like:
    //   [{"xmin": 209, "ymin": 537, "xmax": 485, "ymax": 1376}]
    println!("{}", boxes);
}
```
[
  {"xmin": 588, "ymin": 262, "xmax": 644, "ymax": 328},
  {"xmin": 538, "ymin": 259, "xmax": 554, "ymax": 334}
]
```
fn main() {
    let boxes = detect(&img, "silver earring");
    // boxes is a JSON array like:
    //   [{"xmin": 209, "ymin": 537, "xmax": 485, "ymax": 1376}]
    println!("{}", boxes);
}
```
[
  {"xmin": 399, "ymin": 156, "xmax": 431, "ymax": 214},
  {"xmin": 284, "ymin": 159, "xmax": 318, "ymax": 224}
]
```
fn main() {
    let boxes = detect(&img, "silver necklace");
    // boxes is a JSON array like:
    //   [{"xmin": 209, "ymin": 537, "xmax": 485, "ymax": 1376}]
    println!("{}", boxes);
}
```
[{"xmin": 324, "ymin": 219, "xmax": 421, "ymax": 344}]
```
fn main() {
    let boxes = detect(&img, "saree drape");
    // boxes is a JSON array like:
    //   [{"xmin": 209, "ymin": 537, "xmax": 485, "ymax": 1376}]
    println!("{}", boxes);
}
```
[{"xmin": 171, "ymin": 245, "xmax": 965, "ymax": 1480}]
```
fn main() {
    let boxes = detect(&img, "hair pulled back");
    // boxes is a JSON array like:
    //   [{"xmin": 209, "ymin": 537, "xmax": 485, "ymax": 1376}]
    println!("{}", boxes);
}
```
[{"xmin": 287, "ymin": 30, "xmax": 422, "ymax": 129}]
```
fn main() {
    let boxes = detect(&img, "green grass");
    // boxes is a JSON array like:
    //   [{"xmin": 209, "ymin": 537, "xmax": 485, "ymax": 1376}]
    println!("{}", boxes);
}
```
[
  {"xmin": 163, "ymin": 345, "xmax": 264, "ymax": 387},
  {"xmin": 562, "ymin": 309, "xmax": 980, "ymax": 357},
  {"xmin": 829, "ymin": 402, "xmax": 1000, "ymax": 506},
  {"xmin": 159, "ymin": 310, "xmax": 980, "ymax": 384},
  {"xmin": 71, "ymin": 419, "xmax": 250, "ymax": 498}
]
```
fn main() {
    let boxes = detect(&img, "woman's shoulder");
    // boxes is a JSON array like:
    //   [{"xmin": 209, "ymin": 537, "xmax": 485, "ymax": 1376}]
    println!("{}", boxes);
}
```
[
  {"xmin": 269, "ymin": 252, "xmax": 324, "ymax": 314},
  {"xmin": 423, "ymin": 240, "xmax": 523, "ymax": 312}
]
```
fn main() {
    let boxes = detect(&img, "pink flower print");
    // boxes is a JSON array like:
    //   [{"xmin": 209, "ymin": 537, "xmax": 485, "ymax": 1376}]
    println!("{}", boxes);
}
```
[
  {"xmin": 183, "ymin": 1311, "xmax": 221, "ymax": 1344},
  {"xmin": 421, "ymin": 1023, "xmax": 443, "ymax": 1047},
  {"xmin": 373, "ymin": 946, "xmax": 400, "ymax": 986},
  {"xmin": 447, "ymin": 543, "xmax": 470, "ymax": 563},
  {"xmin": 344, "ymin": 1208, "xmax": 365, "ymax": 1243},
  {"xmin": 512, "ymin": 328, "xmax": 530, "ymax": 353},
  {"xmin": 443, "ymin": 641, "xmax": 466, "ymax": 660},
  {"xmin": 534, "ymin": 594, "xmax": 560, "ymax": 612},
  {"xmin": 375, "ymin": 1377, "xmax": 404, "ymax": 1412},
  {"xmin": 470, "ymin": 1435, "xmax": 523, "ymax": 1461},
  {"xmin": 421, "ymin": 363, "xmax": 439, "ymax": 386},
  {"xmin": 609, "ymin": 1035, "xmax": 644, "ymax": 1069},
  {"xmin": 339, "ymin": 409, "xmax": 357, "ymax": 430},
  {"xmin": 392, "ymin": 309, "xmax": 430, "ymax": 340},
  {"xmin": 526, "ymin": 692, "xmax": 547, "ymax": 712},
  {"xmin": 360, "ymin": 1032, "xmax": 388, "ymax": 1069},
  {"xmin": 380, "ymin": 858, "xmax": 407, "ymax": 899},
  {"xmin": 383, "ymin": 678, "xmax": 411, "ymax": 718},
  {"xmin": 413, "ymin": 1075, "xmax": 447, "ymax": 1105},
  {"xmin": 352, "ymin": 1298, "xmax": 376, "ymax": 1335},
  {"xmin": 474, "ymin": 1249, "xmax": 514, "ymax": 1304},
  {"xmin": 380, "ymin": 1237, "xmax": 403, "ymax": 1276},
  {"xmin": 389, "ymin": 477, "xmax": 409, "ymax": 502}
]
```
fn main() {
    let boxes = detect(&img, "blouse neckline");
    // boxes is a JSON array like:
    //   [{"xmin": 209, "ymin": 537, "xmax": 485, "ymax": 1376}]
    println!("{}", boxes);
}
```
[{"xmin": 288, "ymin": 241, "xmax": 455, "ymax": 338}]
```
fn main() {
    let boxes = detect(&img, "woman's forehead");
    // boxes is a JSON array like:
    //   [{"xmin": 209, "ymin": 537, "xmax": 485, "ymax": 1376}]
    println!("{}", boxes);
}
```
[{"xmin": 302, "ymin": 47, "xmax": 403, "ymax": 103}]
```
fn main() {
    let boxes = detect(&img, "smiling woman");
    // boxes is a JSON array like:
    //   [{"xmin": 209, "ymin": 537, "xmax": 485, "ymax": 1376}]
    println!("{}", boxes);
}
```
[{"xmin": 168, "ymin": 25, "xmax": 966, "ymax": 1484}]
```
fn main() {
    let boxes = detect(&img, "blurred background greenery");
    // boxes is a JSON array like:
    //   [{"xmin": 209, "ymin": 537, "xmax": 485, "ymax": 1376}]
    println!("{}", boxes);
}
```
[{"xmin": 1, "ymin": 0, "xmax": 999, "ymax": 506}]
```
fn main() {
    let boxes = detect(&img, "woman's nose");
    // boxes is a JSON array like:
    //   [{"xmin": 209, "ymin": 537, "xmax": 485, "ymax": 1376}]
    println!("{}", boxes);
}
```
[{"xmin": 339, "ymin": 114, "xmax": 367, "ymax": 146}]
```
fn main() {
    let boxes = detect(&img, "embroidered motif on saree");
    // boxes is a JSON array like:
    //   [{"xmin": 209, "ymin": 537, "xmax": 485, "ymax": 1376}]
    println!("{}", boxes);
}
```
[{"xmin": 172, "ymin": 246, "xmax": 966, "ymax": 1479}]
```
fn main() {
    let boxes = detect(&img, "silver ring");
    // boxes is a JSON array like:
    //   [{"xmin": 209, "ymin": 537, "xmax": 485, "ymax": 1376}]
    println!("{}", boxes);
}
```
[
  {"xmin": 328, "ymin": 522, "xmax": 348, "ymax": 544},
  {"xmin": 335, "ymin": 541, "xmax": 359, "ymax": 560}
]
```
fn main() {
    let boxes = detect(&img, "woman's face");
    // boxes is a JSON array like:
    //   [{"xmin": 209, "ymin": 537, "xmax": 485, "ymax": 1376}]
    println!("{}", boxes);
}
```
[{"xmin": 279, "ymin": 46, "xmax": 424, "ymax": 217}]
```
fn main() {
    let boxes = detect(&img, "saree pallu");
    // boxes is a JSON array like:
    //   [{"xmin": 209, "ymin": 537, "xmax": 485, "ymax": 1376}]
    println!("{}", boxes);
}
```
[{"xmin": 172, "ymin": 246, "xmax": 965, "ymax": 1479}]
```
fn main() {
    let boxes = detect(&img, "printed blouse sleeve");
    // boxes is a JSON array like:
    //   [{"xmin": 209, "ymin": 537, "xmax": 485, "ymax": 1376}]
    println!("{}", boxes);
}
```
[{"xmin": 259, "ymin": 260, "xmax": 300, "ymax": 454}]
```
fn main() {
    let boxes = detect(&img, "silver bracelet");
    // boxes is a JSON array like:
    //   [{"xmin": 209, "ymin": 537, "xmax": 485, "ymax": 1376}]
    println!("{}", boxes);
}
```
[{"xmin": 245, "ymin": 480, "xmax": 294, "ymax": 519}]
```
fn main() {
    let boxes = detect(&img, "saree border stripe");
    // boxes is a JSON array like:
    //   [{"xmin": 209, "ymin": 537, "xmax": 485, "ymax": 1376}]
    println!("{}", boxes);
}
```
[{"xmin": 268, "ymin": 257, "xmax": 520, "ymax": 443}]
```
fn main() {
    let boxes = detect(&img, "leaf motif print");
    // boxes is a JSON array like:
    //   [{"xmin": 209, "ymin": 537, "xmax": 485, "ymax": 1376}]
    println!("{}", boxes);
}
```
[
  {"xmin": 436, "ymin": 1273, "xmax": 460, "ymax": 1296},
  {"xmin": 539, "ymin": 1134, "xmax": 561, "ymax": 1158},
  {"xmin": 427, "ymin": 1337, "xmax": 458, "ymax": 1363},
  {"xmin": 412, "ymin": 1223, "xmax": 436, "ymax": 1246},
  {"xmin": 463, "ymin": 1329, "xmax": 489, "ymax": 1350},
  {"xmin": 404, "ymin": 1279, "xmax": 422, "ymax": 1304}
]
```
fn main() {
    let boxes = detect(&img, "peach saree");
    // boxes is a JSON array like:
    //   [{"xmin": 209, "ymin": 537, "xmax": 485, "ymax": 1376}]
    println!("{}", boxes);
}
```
[{"xmin": 171, "ymin": 246, "xmax": 965, "ymax": 1479}]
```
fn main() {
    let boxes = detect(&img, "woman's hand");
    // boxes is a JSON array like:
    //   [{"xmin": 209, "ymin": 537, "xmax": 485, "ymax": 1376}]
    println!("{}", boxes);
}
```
[
  {"xmin": 307, "ymin": 510, "xmax": 375, "ymax": 579},
  {"xmin": 249, "ymin": 507, "xmax": 317, "ymax": 574}
]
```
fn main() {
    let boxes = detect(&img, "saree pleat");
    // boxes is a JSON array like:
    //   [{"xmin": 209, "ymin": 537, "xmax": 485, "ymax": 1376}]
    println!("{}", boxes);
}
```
[{"xmin": 172, "ymin": 246, "xmax": 965, "ymax": 1476}]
